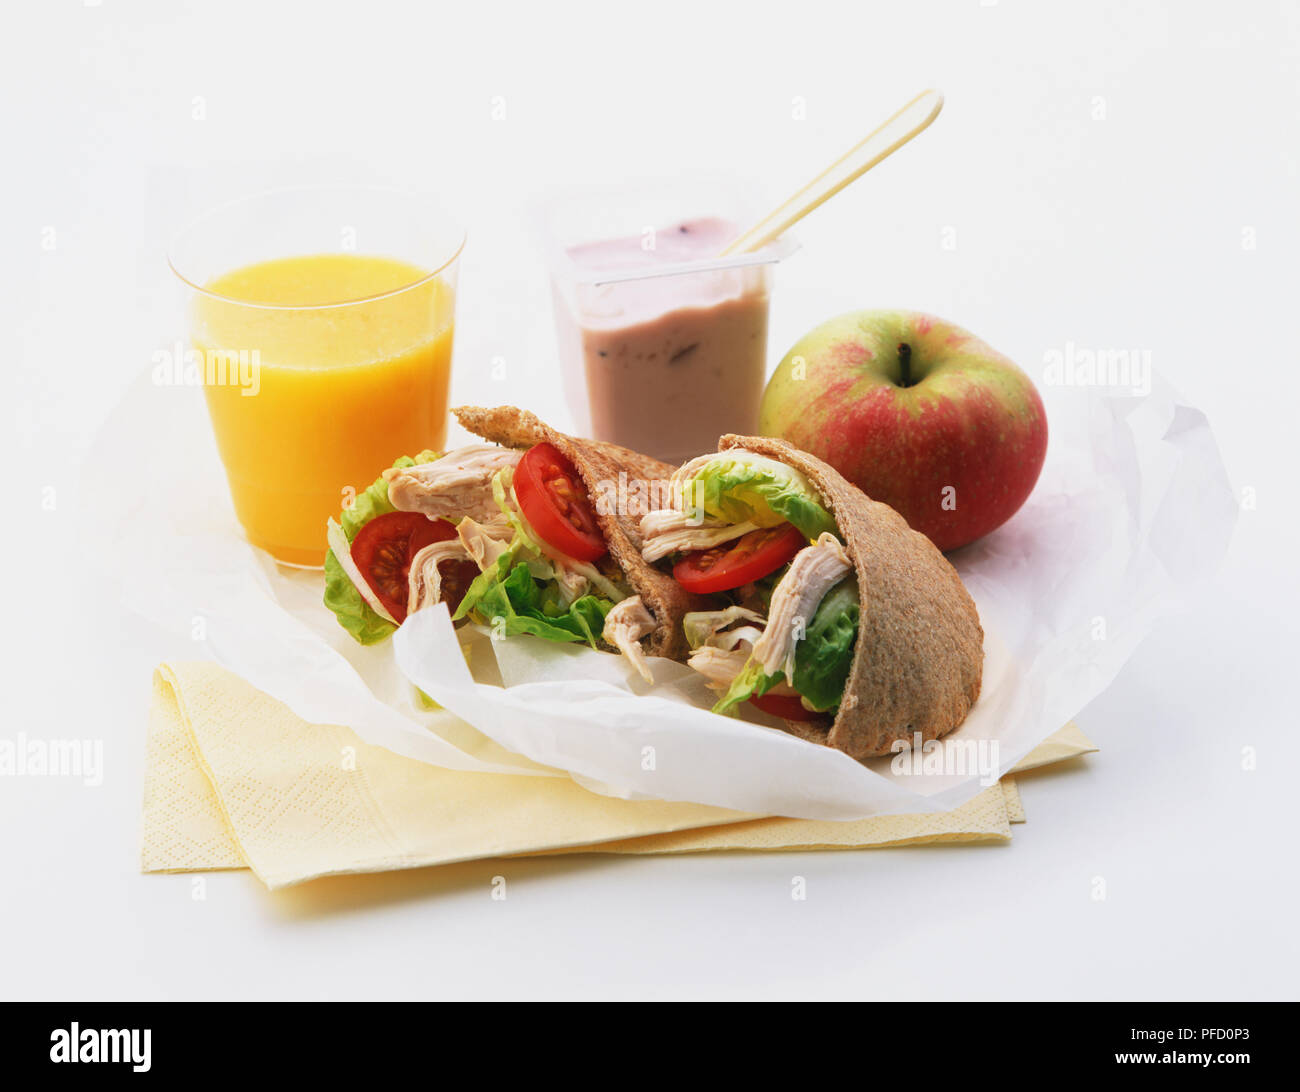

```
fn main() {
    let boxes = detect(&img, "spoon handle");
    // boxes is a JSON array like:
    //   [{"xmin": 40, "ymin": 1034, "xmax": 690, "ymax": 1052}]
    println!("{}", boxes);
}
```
[{"xmin": 722, "ymin": 89, "xmax": 944, "ymax": 257}]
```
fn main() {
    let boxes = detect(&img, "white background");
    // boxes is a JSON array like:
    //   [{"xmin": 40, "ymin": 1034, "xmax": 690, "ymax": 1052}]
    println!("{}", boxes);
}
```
[{"xmin": 3, "ymin": 0, "xmax": 1298, "ymax": 999}]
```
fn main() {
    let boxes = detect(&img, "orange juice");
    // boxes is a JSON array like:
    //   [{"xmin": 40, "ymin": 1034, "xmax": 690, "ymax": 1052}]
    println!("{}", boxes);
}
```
[{"xmin": 194, "ymin": 254, "xmax": 454, "ymax": 566}]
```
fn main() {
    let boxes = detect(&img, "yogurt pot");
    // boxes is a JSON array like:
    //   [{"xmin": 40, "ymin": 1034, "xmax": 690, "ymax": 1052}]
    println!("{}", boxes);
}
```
[{"xmin": 541, "ymin": 189, "xmax": 797, "ymax": 467}]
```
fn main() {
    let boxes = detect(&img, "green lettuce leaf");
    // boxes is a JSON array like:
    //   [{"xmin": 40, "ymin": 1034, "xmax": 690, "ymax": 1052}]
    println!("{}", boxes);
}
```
[
  {"xmin": 682, "ymin": 451, "xmax": 838, "ymax": 540},
  {"xmin": 453, "ymin": 464, "xmax": 617, "ymax": 648},
  {"xmin": 712, "ymin": 660, "xmax": 784, "ymax": 717},
  {"xmin": 712, "ymin": 576, "xmax": 859, "ymax": 717},
  {"xmin": 455, "ymin": 553, "xmax": 614, "ymax": 647},
  {"xmin": 792, "ymin": 577, "xmax": 860, "ymax": 712},
  {"xmin": 323, "ymin": 449, "xmax": 441, "ymax": 645}
]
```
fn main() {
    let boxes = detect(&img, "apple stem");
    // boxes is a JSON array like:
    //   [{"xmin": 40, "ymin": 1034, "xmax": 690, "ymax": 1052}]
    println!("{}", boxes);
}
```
[{"xmin": 898, "ymin": 342, "xmax": 913, "ymax": 388}]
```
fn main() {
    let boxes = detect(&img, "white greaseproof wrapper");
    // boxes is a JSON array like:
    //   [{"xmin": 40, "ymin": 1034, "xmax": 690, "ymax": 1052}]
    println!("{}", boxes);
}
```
[
  {"xmin": 393, "ymin": 606, "xmax": 1023, "ymax": 817},
  {"xmin": 87, "ymin": 368, "xmax": 1235, "ymax": 820}
]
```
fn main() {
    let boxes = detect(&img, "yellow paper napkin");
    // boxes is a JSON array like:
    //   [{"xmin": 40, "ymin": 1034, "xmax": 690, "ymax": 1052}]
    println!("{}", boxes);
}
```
[{"xmin": 142, "ymin": 661, "xmax": 1095, "ymax": 889}]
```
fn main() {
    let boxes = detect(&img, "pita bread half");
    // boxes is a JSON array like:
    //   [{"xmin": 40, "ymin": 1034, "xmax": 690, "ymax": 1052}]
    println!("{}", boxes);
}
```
[
  {"xmin": 452, "ymin": 405, "xmax": 704, "ymax": 661},
  {"xmin": 718, "ymin": 434, "xmax": 984, "ymax": 761}
]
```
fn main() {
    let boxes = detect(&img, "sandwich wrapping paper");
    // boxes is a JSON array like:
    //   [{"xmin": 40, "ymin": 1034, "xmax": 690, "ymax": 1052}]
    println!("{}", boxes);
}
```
[{"xmin": 90, "ymin": 368, "xmax": 1232, "ymax": 822}]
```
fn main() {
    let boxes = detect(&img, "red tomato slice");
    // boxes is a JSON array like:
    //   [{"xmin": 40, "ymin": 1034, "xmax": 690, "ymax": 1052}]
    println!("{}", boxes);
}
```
[
  {"xmin": 435, "ymin": 557, "xmax": 481, "ymax": 619},
  {"xmin": 750, "ymin": 692, "xmax": 824, "ymax": 722},
  {"xmin": 673, "ymin": 523, "xmax": 806, "ymax": 594},
  {"xmin": 514, "ymin": 442, "xmax": 606, "ymax": 563},
  {"xmin": 350, "ymin": 511, "xmax": 460, "ymax": 624}
]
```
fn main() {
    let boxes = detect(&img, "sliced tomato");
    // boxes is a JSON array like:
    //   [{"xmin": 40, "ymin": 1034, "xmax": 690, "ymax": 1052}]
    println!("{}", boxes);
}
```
[
  {"xmin": 750, "ymin": 692, "xmax": 824, "ymax": 722},
  {"xmin": 673, "ymin": 523, "xmax": 806, "ymax": 594},
  {"xmin": 514, "ymin": 441, "xmax": 606, "ymax": 563},
  {"xmin": 350, "ymin": 511, "xmax": 458, "ymax": 624},
  {"xmin": 437, "ymin": 558, "xmax": 481, "ymax": 618}
]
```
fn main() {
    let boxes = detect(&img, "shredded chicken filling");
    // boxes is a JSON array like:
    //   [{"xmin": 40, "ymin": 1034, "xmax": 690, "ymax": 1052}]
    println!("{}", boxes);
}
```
[
  {"xmin": 406, "ymin": 515, "xmax": 514, "ymax": 616},
  {"xmin": 407, "ymin": 539, "xmax": 471, "ymax": 615},
  {"xmin": 391, "ymin": 444, "xmax": 647, "ymax": 668},
  {"xmin": 384, "ymin": 444, "xmax": 521, "ymax": 524},
  {"xmin": 638, "ymin": 509, "xmax": 761, "ymax": 563},
  {"xmin": 601, "ymin": 596, "xmax": 656, "ymax": 684},
  {"xmin": 457, "ymin": 515, "xmax": 512, "ymax": 571},
  {"xmin": 749, "ymin": 533, "xmax": 852, "ymax": 684}
]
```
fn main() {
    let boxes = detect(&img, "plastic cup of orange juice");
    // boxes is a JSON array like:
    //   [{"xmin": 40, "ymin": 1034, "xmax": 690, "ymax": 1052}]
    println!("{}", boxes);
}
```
[{"xmin": 169, "ymin": 186, "xmax": 464, "ymax": 567}]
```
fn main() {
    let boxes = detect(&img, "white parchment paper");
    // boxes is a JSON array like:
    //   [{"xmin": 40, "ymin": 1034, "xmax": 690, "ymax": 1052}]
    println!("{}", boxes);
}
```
[{"xmin": 87, "ymin": 369, "xmax": 1235, "ymax": 819}]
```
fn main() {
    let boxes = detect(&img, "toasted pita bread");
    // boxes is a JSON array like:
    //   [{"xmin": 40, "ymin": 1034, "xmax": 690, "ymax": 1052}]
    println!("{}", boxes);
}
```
[
  {"xmin": 718, "ymin": 434, "xmax": 984, "ymax": 761},
  {"xmin": 453, "ymin": 405, "xmax": 704, "ymax": 660}
]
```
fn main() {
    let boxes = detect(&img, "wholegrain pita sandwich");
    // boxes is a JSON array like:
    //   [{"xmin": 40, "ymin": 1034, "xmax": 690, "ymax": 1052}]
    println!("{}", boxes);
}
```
[
  {"xmin": 323, "ymin": 406, "xmax": 702, "ymax": 674},
  {"xmin": 450, "ymin": 405, "xmax": 704, "ymax": 666},
  {"xmin": 639, "ymin": 434, "xmax": 984, "ymax": 761}
]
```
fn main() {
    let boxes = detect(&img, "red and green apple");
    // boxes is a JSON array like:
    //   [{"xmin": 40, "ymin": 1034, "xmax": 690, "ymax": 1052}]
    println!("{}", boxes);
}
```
[{"xmin": 759, "ymin": 310, "xmax": 1047, "ymax": 552}]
